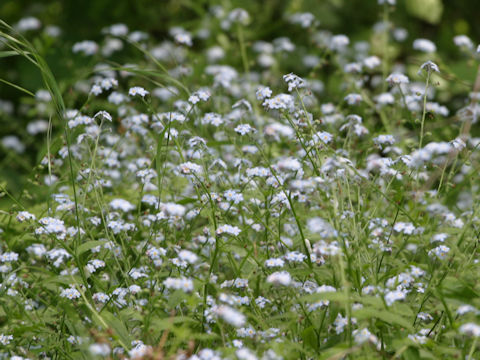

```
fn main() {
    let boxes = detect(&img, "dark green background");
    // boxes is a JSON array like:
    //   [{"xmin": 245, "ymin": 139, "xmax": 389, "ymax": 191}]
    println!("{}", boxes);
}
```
[{"xmin": 1, "ymin": 0, "xmax": 478, "ymax": 50}]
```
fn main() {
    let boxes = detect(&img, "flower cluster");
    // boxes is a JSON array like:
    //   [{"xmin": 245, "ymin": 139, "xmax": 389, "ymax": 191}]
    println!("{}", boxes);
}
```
[{"xmin": 2, "ymin": 5, "xmax": 480, "ymax": 360}]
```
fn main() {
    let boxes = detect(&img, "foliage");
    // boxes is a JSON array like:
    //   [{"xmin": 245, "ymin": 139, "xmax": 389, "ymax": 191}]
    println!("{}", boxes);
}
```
[{"xmin": 1, "ymin": 0, "xmax": 480, "ymax": 359}]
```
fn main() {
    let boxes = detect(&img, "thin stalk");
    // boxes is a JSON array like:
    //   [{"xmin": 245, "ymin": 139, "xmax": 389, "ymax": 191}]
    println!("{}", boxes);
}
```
[{"xmin": 419, "ymin": 71, "xmax": 431, "ymax": 149}]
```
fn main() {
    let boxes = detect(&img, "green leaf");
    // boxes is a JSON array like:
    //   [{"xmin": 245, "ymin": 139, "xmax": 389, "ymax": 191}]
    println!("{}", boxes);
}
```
[
  {"xmin": 206, "ymin": 140, "xmax": 232, "ymax": 147},
  {"xmin": 0, "ymin": 50, "xmax": 22, "ymax": 58},
  {"xmin": 42, "ymin": 275, "xmax": 83, "ymax": 286},
  {"xmin": 99, "ymin": 310, "xmax": 131, "ymax": 347},
  {"xmin": 301, "ymin": 326, "xmax": 318, "ymax": 350},
  {"xmin": 405, "ymin": 0, "xmax": 443, "ymax": 24},
  {"xmin": 301, "ymin": 291, "xmax": 352, "ymax": 304},
  {"xmin": 37, "ymin": 135, "xmax": 63, "ymax": 164},
  {"xmin": 167, "ymin": 290, "xmax": 189, "ymax": 308},
  {"xmin": 77, "ymin": 240, "xmax": 107, "ymax": 256},
  {"xmin": 354, "ymin": 308, "xmax": 413, "ymax": 332},
  {"xmin": 402, "ymin": 346, "xmax": 421, "ymax": 360},
  {"xmin": 318, "ymin": 344, "xmax": 352, "ymax": 360},
  {"xmin": 0, "ymin": 78, "xmax": 35, "ymax": 97},
  {"xmin": 440, "ymin": 276, "xmax": 479, "ymax": 301},
  {"xmin": 418, "ymin": 349, "xmax": 438, "ymax": 359},
  {"xmin": 177, "ymin": 197, "xmax": 198, "ymax": 205}
]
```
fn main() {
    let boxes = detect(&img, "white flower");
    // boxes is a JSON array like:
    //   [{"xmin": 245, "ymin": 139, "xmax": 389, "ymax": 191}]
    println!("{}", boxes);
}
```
[
  {"xmin": 450, "ymin": 138, "xmax": 466, "ymax": 150},
  {"xmin": 283, "ymin": 73, "xmax": 305, "ymax": 91},
  {"xmin": 386, "ymin": 73, "xmax": 409, "ymax": 85},
  {"xmin": 235, "ymin": 124, "xmax": 255, "ymax": 135},
  {"xmin": 163, "ymin": 277, "xmax": 194, "ymax": 292},
  {"xmin": 375, "ymin": 93, "xmax": 395, "ymax": 105},
  {"xmin": 408, "ymin": 333, "xmax": 428, "ymax": 344},
  {"xmin": 160, "ymin": 202, "xmax": 186, "ymax": 217},
  {"xmin": 289, "ymin": 12, "xmax": 316, "ymax": 28},
  {"xmin": 109, "ymin": 199, "xmax": 135, "ymax": 212},
  {"xmin": 0, "ymin": 334, "xmax": 13, "ymax": 345},
  {"xmin": 344, "ymin": 93, "xmax": 362, "ymax": 105},
  {"xmin": 60, "ymin": 288, "xmax": 81, "ymax": 300},
  {"xmin": 256, "ymin": 86, "xmax": 272, "ymax": 100},
  {"xmin": 129, "ymin": 285, "xmax": 142, "ymax": 294},
  {"xmin": 202, "ymin": 112, "xmax": 223, "ymax": 126},
  {"xmin": 353, "ymin": 328, "xmax": 379, "ymax": 346},
  {"xmin": 227, "ymin": 8, "xmax": 250, "ymax": 25},
  {"xmin": 72, "ymin": 40, "xmax": 98, "ymax": 55},
  {"xmin": 216, "ymin": 224, "xmax": 241, "ymax": 236},
  {"xmin": 178, "ymin": 162, "xmax": 202, "ymax": 175},
  {"xmin": 308, "ymin": 217, "xmax": 337, "ymax": 238},
  {"xmin": 129, "ymin": 86, "xmax": 149, "ymax": 97},
  {"xmin": 92, "ymin": 292, "xmax": 110, "ymax": 303},
  {"xmin": 67, "ymin": 115, "xmax": 94, "ymax": 129},
  {"xmin": 129, "ymin": 268, "xmax": 148, "ymax": 280},
  {"xmin": 284, "ymin": 251, "xmax": 306, "ymax": 263},
  {"xmin": 428, "ymin": 245, "xmax": 450, "ymax": 260},
  {"xmin": 410, "ymin": 266, "xmax": 425, "ymax": 278},
  {"xmin": 330, "ymin": 34, "xmax": 349, "ymax": 51},
  {"xmin": 276, "ymin": 157, "xmax": 302, "ymax": 172},
  {"xmin": 314, "ymin": 131, "xmax": 333, "ymax": 144},
  {"xmin": 216, "ymin": 305, "xmax": 246, "ymax": 327},
  {"xmin": 457, "ymin": 305, "xmax": 478, "ymax": 316},
  {"xmin": 459, "ymin": 323, "xmax": 480, "ymax": 337},
  {"xmin": 2, "ymin": 136, "xmax": 25, "ymax": 153},
  {"xmin": 417, "ymin": 312, "xmax": 433, "ymax": 322},
  {"xmin": 316, "ymin": 285, "xmax": 337, "ymax": 294},
  {"xmin": 334, "ymin": 314, "xmax": 349, "ymax": 334},
  {"xmin": 393, "ymin": 222, "xmax": 416, "ymax": 235},
  {"xmin": 178, "ymin": 250, "xmax": 198, "ymax": 264},
  {"xmin": 237, "ymin": 327, "xmax": 256, "ymax": 338},
  {"xmin": 264, "ymin": 258, "xmax": 285, "ymax": 268},
  {"xmin": 87, "ymin": 259, "xmax": 105, "ymax": 273},
  {"xmin": 189, "ymin": 90, "xmax": 210, "ymax": 104},
  {"xmin": 347, "ymin": 60, "xmax": 366, "ymax": 74},
  {"xmin": 266, "ymin": 271, "xmax": 292, "ymax": 286},
  {"xmin": 26, "ymin": 244, "xmax": 47, "ymax": 257},
  {"xmin": 174, "ymin": 32, "xmax": 193, "ymax": 46},
  {"xmin": 100, "ymin": 78, "xmax": 118, "ymax": 90},
  {"xmin": 385, "ymin": 289, "xmax": 407, "ymax": 306},
  {"xmin": 263, "ymin": 94, "xmax": 294, "ymax": 111},
  {"xmin": 146, "ymin": 247, "xmax": 166, "ymax": 260},
  {"xmin": 37, "ymin": 217, "xmax": 66, "ymax": 236},
  {"xmin": 90, "ymin": 84, "xmax": 102, "ymax": 96},
  {"xmin": 108, "ymin": 91, "xmax": 126, "ymax": 104},
  {"xmin": 373, "ymin": 134, "xmax": 395, "ymax": 148},
  {"xmin": 108, "ymin": 220, "xmax": 135, "ymax": 234},
  {"xmin": 363, "ymin": 55, "xmax": 381, "ymax": 69},
  {"xmin": 419, "ymin": 61, "xmax": 440, "ymax": 74},
  {"xmin": 224, "ymin": 189, "xmax": 244, "ymax": 204},
  {"xmin": 236, "ymin": 348, "xmax": 258, "ymax": 360},
  {"xmin": 94, "ymin": 110, "xmax": 113, "ymax": 122},
  {"xmin": 27, "ymin": 119, "xmax": 49, "ymax": 135},
  {"xmin": 16, "ymin": 17, "xmax": 41, "ymax": 31},
  {"xmin": 89, "ymin": 343, "xmax": 111, "ymax": 356},
  {"xmin": 16, "ymin": 211, "xmax": 36, "ymax": 222},
  {"xmin": 413, "ymin": 38, "xmax": 437, "ymax": 53},
  {"xmin": 454, "ymin": 35, "xmax": 473, "ymax": 50}
]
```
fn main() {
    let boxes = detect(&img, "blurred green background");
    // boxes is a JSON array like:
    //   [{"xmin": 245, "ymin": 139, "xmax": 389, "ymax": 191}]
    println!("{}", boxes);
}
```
[
  {"xmin": 2, "ymin": 0, "xmax": 477, "ymax": 49},
  {"xmin": 0, "ymin": 0, "xmax": 479, "ymax": 196},
  {"xmin": 1, "ymin": 0, "xmax": 478, "ymax": 110}
]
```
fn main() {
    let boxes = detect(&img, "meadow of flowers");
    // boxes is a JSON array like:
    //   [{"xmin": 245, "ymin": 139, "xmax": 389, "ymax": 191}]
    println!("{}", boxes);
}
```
[{"xmin": 1, "ymin": 1, "xmax": 480, "ymax": 359}]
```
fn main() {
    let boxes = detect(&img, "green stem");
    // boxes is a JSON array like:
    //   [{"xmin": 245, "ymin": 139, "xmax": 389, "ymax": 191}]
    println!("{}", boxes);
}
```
[
  {"xmin": 467, "ymin": 336, "xmax": 478, "ymax": 360},
  {"xmin": 419, "ymin": 71, "xmax": 431, "ymax": 149},
  {"xmin": 382, "ymin": 5, "xmax": 390, "ymax": 93}
]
